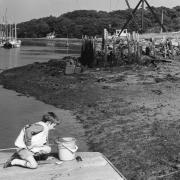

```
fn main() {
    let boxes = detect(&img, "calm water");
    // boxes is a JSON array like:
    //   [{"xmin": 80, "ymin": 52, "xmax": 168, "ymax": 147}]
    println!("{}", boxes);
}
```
[
  {"xmin": 0, "ymin": 41, "xmax": 88, "ymax": 151},
  {"xmin": 0, "ymin": 44, "xmax": 80, "ymax": 70}
]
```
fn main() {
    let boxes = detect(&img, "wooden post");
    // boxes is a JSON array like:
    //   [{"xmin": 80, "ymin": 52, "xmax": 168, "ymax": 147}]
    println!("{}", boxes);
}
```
[
  {"xmin": 170, "ymin": 40, "xmax": 174, "ymax": 60},
  {"xmin": 135, "ymin": 33, "xmax": 139, "ymax": 62},
  {"xmin": 164, "ymin": 44, "xmax": 167, "ymax": 59},
  {"xmin": 103, "ymin": 29, "xmax": 108, "ymax": 66},
  {"xmin": 178, "ymin": 42, "xmax": 180, "ymax": 53},
  {"xmin": 112, "ymin": 37, "xmax": 116, "ymax": 65},
  {"xmin": 127, "ymin": 35, "xmax": 130, "ymax": 62},
  {"xmin": 93, "ymin": 37, "xmax": 97, "ymax": 66},
  {"xmin": 104, "ymin": 38, "xmax": 108, "ymax": 67},
  {"xmin": 152, "ymin": 38, "xmax": 156, "ymax": 58}
]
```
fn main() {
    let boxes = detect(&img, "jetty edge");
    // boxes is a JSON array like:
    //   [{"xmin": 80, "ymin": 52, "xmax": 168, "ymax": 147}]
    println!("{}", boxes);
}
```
[{"xmin": 0, "ymin": 151, "xmax": 126, "ymax": 180}]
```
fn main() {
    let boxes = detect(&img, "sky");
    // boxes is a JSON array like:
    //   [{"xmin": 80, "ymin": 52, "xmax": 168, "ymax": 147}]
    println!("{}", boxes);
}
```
[{"xmin": 0, "ymin": 0, "xmax": 179, "ymax": 23}]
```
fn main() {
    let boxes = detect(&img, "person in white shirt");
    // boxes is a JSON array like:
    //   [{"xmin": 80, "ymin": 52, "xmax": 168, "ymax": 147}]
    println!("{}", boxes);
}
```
[{"xmin": 4, "ymin": 111, "xmax": 61, "ymax": 169}]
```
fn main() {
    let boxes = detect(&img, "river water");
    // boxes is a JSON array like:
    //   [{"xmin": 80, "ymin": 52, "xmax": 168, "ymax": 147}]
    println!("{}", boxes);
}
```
[{"xmin": 0, "ymin": 41, "xmax": 88, "ymax": 151}]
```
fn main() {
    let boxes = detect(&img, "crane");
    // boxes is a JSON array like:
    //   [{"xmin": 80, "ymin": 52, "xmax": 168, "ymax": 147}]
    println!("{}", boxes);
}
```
[
  {"xmin": 118, "ymin": 0, "xmax": 166, "ymax": 36},
  {"xmin": 124, "ymin": 0, "xmax": 140, "ymax": 32}
]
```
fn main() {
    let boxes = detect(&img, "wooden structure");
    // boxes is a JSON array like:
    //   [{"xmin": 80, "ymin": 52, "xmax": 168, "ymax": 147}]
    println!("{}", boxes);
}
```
[
  {"xmin": 0, "ymin": 151, "xmax": 126, "ymax": 180},
  {"xmin": 119, "ymin": 0, "xmax": 166, "ymax": 36}
]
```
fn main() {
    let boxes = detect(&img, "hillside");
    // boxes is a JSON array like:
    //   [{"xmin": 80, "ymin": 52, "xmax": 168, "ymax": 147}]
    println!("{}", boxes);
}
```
[{"xmin": 17, "ymin": 6, "xmax": 180, "ymax": 38}]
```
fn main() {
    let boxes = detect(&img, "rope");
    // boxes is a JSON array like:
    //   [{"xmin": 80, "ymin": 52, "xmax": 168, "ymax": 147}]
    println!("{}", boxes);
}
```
[{"xmin": 0, "ymin": 147, "xmax": 18, "ymax": 151}]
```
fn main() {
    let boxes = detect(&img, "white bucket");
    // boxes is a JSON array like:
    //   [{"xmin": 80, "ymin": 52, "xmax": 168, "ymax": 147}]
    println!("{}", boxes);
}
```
[{"xmin": 56, "ymin": 137, "xmax": 78, "ymax": 161}]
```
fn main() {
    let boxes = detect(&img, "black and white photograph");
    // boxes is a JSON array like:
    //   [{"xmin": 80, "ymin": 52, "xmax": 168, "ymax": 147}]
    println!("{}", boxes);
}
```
[{"xmin": 0, "ymin": 0, "xmax": 180, "ymax": 179}]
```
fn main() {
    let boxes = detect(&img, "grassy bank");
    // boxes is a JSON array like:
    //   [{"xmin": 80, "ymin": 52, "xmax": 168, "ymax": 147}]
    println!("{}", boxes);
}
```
[{"xmin": 1, "ymin": 59, "xmax": 180, "ymax": 179}]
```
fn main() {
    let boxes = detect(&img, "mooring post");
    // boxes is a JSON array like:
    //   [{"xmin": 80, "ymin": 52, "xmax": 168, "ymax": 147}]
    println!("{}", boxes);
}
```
[
  {"xmin": 152, "ymin": 38, "xmax": 156, "ymax": 58},
  {"xmin": 103, "ymin": 29, "xmax": 108, "ymax": 67},
  {"xmin": 127, "ymin": 36, "xmax": 130, "ymax": 62},
  {"xmin": 164, "ymin": 43, "xmax": 167, "ymax": 59},
  {"xmin": 104, "ymin": 40, "xmax": 108, "ymax": 67},
  {"xmin": 93, "ymin": 37, "xmax": 97, "ymax": 66}
]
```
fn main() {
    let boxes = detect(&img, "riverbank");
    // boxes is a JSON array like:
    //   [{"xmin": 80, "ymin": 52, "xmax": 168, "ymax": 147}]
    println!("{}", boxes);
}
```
[{"xmin": 1, "ymin": 57, "xmax": 180, "ymax": 179}]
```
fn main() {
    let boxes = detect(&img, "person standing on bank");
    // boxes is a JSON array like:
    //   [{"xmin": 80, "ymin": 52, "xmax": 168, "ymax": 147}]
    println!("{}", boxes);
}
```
[{"xmin": 3, "ymin": 112, "xmax": 61, "ymax": 169}]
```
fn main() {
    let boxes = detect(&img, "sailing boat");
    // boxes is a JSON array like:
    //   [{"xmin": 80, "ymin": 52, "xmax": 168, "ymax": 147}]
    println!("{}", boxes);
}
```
[
  {"xmin": 10, "ymin": 23, "xmax": 21, "ymax": 47},
  {"xmin": 3, "ymin": 22, "xmax": 21, "ymax": 48},
  {"xmin": 2, "ymin": 9, "xmax": 21, "ymax": 48}
]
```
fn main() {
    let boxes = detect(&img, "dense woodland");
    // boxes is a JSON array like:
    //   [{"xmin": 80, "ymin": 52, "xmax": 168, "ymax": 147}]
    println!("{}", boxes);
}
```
[{"xmin": 17, "ymin": 6, "xmax": 180, "ymax": 38}]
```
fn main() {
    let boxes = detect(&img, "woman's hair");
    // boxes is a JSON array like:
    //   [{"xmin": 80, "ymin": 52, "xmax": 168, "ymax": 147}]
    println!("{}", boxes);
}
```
[{"xmin": 42, "ymin": 112, "xmax": 60, "ymax": 124}]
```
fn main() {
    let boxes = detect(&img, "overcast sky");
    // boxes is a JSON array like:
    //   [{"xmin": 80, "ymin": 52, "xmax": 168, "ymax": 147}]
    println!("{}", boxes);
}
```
[{"xmin": 0, "ymin": 0, "xmax": 179, "ymax": 23}]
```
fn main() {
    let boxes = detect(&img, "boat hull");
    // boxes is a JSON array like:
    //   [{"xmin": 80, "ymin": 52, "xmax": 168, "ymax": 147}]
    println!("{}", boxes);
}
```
[{"xmin": 3, "ymin": 40, "xmax": 21, "ymax": 49}]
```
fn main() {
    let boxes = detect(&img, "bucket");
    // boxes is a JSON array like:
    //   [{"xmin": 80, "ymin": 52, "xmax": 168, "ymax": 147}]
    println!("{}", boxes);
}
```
[{"xmin": 56, "ymin": 137, "xmax": 78, "ymax": 161}]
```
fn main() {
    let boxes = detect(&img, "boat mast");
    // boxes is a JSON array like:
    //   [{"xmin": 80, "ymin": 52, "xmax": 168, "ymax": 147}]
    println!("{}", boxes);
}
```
[
  {"xmin": 4, "ymin": 8, "xmax": 7, "ymax": 41},
  {"xmin": 9, "ymin": 24, "xmax": 11, "ymax": 40},
  {"xmin": 2, "ymin": 16, "xmax": 4, "ymax": 41},
  {"xmin": 0, "ymin": 14, "xmax": 1, "ymax": 41},
  {"xmin": 15, "ymin": 22, "xmax": 17, "ymax": 40}
]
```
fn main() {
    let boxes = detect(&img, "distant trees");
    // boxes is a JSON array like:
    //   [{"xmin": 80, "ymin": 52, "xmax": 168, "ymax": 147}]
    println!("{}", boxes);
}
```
[{"xmin": 17, "ymin": 7, "xmax": 180, "ymax": 38}]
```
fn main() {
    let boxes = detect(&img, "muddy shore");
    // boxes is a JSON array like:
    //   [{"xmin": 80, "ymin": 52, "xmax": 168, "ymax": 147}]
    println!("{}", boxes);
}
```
[{"xmin": 1, "ymin": 58, "xmax": 180, "ymax": 179}]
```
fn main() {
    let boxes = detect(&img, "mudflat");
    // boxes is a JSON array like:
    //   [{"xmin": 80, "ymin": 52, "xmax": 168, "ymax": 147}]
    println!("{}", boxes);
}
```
[{"xmin": 1, "ymin": 58, "xmax": 180, "ymax": 179}]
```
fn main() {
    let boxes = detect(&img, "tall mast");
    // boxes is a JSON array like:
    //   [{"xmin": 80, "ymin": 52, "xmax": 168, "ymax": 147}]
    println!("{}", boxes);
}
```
[
  {"xmin": 9, "ymin": 24, "xmax": 11, "ymax": 40},
  {"xmin": 141, "ymin": 0, "xmax": 144, "ymax": 32},
  {"xmin": 0, "ymin": 17, "xmax": 1, "ymax": 41},
  {"xmin": 160, "ymin": 8, "xmax": 164, "ymax": 33},
  {"xmin": 15, "ymin": 22, "xmax": 17, "ymax": 40},
  {"xmin": 5, "ymin": 8, "xmax": 7, "ymax": 40}
]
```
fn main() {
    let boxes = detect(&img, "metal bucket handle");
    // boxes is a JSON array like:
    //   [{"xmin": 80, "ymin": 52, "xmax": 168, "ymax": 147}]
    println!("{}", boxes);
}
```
[
  {"xmin": 55, "ymin": 137, "xmax": 78, "ymax": 153},
  {"xmin": 62, "ymin": 143, "xmax": 78, "ymax": 153}
]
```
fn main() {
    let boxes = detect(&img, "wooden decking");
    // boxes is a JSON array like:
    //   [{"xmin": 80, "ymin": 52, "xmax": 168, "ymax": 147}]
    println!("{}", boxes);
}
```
[{"xmin": 0, "ymin": 152, "xmax": 126, "ymax": 180}]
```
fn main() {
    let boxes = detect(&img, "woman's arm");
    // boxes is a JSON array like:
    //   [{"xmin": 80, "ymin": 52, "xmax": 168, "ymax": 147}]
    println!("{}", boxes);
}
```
[{"xmin": 24, "ymin": 124, "xmax": 44, "ymax": 147}]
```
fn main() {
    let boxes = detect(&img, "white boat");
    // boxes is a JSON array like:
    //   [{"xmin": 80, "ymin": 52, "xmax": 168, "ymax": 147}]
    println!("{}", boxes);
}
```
[
  {"xmin": 3, "ymin": 39, "xmax": 21, "ymax": 49},
  {"xmin": 9, "ymin": 39, "xmax": 21, "ymax": 48},
  {"xmin": 46, "ymin": 32, "xmax": 55, "ymax": 39},
  {"xmin": 10, "ymin": 23, "xmax": 21, "ymax": 48},
  {"xmin": 0, "ymin": 41, "xmax": 5, "ymax": 47}
]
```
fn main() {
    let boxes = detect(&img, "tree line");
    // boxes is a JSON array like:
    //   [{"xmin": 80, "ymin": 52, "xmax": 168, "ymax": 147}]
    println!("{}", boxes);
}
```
[{"xmin": 17, "ymin": 6, "xmax": 180, "ymax": 38}]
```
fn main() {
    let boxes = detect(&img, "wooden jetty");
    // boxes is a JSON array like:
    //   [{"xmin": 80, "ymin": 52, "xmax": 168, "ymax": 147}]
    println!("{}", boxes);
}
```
[{"xmin": 0, "ymin": 151, "xmax": 126, "ymax": 180}]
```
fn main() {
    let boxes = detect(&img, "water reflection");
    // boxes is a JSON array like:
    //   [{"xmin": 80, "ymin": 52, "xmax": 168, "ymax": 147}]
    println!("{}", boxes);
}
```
[
  {"xmin": 0, "ymin": 86, "xmax": 88, "ymax": 150},
  {"xmin": 8, "ymin": 48, "xmax": 19, "ymax": 69},
  {"xmin": 0, "ymin": 48, "xmax": 19, "ymax": 70},
  {"xmin": 0, "ymin": 41, "xmax": 86, "ymax": 150},
  {"xmin": 0, "ymin": 43, "xmax": 80, "ymax": 70}
]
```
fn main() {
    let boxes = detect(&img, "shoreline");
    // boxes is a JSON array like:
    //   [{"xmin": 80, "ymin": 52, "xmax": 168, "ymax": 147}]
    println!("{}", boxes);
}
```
[{"xmin": 1, "ymin": 58, "xmax": 180, "ymax": 179}]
